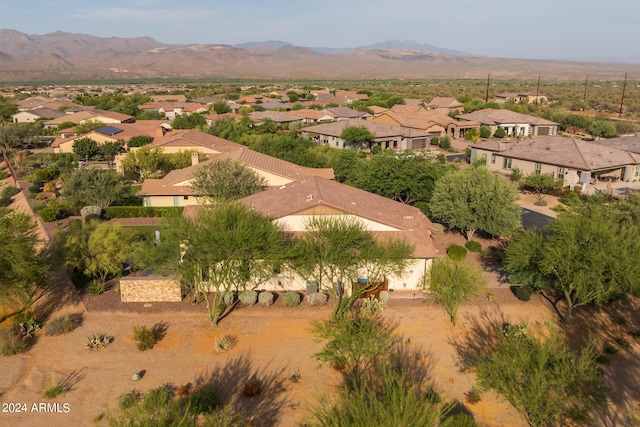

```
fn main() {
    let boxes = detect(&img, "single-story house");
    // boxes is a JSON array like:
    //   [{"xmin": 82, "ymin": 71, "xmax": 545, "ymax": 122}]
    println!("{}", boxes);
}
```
[
  {"xmin": 456, "ymin": 108, "xmax": 558, "ymax": 137},
  {"xmin": 12, "ymin": 108, "xmax": 66, "ymax": 123},
  {"xmin": 494, "ymin": 92, "xmax": 548, "ymax": 105},
  {"xmin": 136, "ymin": 129, "xmax": 246, "ymax": 155},
  {"xmin": 428, "ymin": 97, "xmax": 464, "ymax": 113},
  {"xmin": 300, "ymin": 118, "xmax": 434, "ymax": 150},
  {"xmin": 369, "ymin": 108, "xmax": 479, "ymax": 140},
  {"xmin": 248, "ymin": 111, "xmax": 302, "ymax": 126},
  {"xmin": 137, "ymin": 146, "xmax": 334, "ymax": 207},
  {"xmin": 233, "ymin": 175, "xmax": 437, "ymax": 292},
  {"xmin": 287, "ymin": 109, "xmax": 335, "ymax": 123},
  {"xmin": 471, "ymin": 136, "xmax": 640, "ymax": 189},
  {"xmin": 43, "ymin": 109, "xmax": 134, "ymax": 129},
  {"xmin": 322, "ymin": 107, "xmax": 369, "ymax": 120}
]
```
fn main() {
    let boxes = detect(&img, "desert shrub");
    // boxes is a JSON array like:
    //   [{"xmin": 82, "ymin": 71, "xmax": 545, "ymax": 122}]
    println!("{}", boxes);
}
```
[
  {"xmin": 0, "ymin": 326, "xmax": 29, "ymax": 355},
  {"xmin": 479, "ymin": 125, "xmax": 492, "ymax": 138},
  {"xmin": 515, "ymin": 285, "xmax": 534, "ymax": 302},
  {"xmin": 562, "ymin": 190, "xmax": 581, "ymax": 206},
  {"xmin": 215, "ymin": 335, "xmax": 236, "ymax": 353},
  {"xmin": 45, "ymin": 313, "xmax": 83, "ymax": 336},
  {"xmin": 0, "ymin": 185, "xmax": 20, "ymax": 199},
  {"xmin": 447, "ymin": 147, "xmax": 455, "ymax": 153},
  {"xmin": 282, "ymin": 292, "xmax": 301, "ymax": 307},
  {"xmin": 44, "ymin": 379, "xmax": 66, "ymax": 399},
  {"xmin": 243, "ymin": 382, "xmax": 261, "ymax": 397},
  {"xmin": 80, "ymin": 205, "xmax": 103, "ymax": 219},
  {"xmin": 223, "ymin": 291, "xmax": 235, "ymax": 307},
  {"xmin": 258, "ymin": 291, "xmax": 275, "ymax": 307},
  {"xmin": 38, "ymin": 207, "xmax": 59, "ymax": 222},
  {"xmin": 43, "ymin": 181, "xmax": 57, "ymax": 193},
  {"xmin": 361, "ymin": 295, "xmax": 387, "ymax": 314},
  {"xmin": 307, "ymin": 292, "xmax": 329, "ymax": 307},
  {"xmin": 430, "ymin": 223, "xmax": 444, "ymax": 236},
  {"xmin": 17, "ymin": 312, "xmax": 41, "ymax": 337},
  {"xmin": 534, "ymin": 199, "xmax": 548, "ymax": 206},
  {"xmin": 86, "ymin": 279, "xmax": 105, "ymax": 295},
  {"xmin": 86, "ymin": 334, "xmax": 113, "ymax": 349},
  {"xmin": 465, "ymin": 386, "xmax": 483, "ymax": 404},
  {"xmin": 28, "ymin": 185, "xmax": 42, "ymax": 194},
  {"xmin": 379, "ymin": 290, "xmax": 391, "ymax": 303},
  {"xmin": 465, "ymin": 240, "xmax": 482, "ymax": 253},
  {"xmin": 493, "ymin": 127, "xmax": 506, "ymax": 138},
  {"xmin": 189, "ymin": 383, "xmax": 219, "ymax": 414},
  {"xmin": 510, "ymin": 167, "xmax": 523, "ymax": 182},
  {"xmin": 0, "ymin": 170, "xmax": 10, "ymax": 180},
  {"xmin": 133, "ymin": 325, "xmax": 156, "ymax": 351},
  {"xmin": 238, "ymin": 290, "xmax": 258, "ymax": 306},
  {"xmin": 550, "ymin": 204, "xmax": 567, "ymax": 213},
  {"xmin": 32, "ymin": 167, "xmax": 60, "ymax": 182},
  {"xmin": 430, "ymin": 137, "xmax": 439, "ymax": 146},
  {"xmin": 439, "ymin": 136, "xmax": 452, "ymax": 150},
  {"xmin": 447, "ymin": 244, "xmax": 468, "ymax": 261}
]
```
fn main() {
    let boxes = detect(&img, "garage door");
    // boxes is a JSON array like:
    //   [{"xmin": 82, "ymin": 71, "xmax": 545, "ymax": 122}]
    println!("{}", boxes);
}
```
[
  {"xmin": 411, "ymin": 138, "xmax": 427, "ymax": 149},
  {"xmin": 537, "ymin": 126, "xmax": 550, "ymax": 136}
]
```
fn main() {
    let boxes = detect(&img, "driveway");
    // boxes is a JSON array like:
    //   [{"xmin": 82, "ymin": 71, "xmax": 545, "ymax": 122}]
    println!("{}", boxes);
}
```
[{"xmin": 521, "ymin": 207, "xmax": 554, "ymax": 229}]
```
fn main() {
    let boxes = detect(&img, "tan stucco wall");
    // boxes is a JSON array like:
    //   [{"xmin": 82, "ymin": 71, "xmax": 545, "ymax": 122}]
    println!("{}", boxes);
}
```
[
  {"xmin": 143, "ymin": 195, "xmax": 201, "ymax": 207},
  {"xmin": 275, "ymin": 214, "xmax": 401, "ymax": 232},
  {"xmin": 119, "ymin": 277, "xmax": 182, "ymax": 302},
  {"xmin": 474, "ymin": 149, "xmax": 576, "ymax": 186}
]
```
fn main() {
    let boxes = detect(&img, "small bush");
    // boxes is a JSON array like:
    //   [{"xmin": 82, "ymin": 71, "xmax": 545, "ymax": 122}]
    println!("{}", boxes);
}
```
[
  {"xmin": 447, "ymin": 244, "xmax": 468, "ymax": 261},
  {"xmin": 306, "ymin": 292, "xmax": 328, "ymax": 307},
  {"xmin": 45, "ymin": 313, "xmax": 83, "ymax": 336},
  {"xmin": 430, "ymin": 223, "xmax": 444, "ymax": 236},
  {"xmin": 243, "ymin": 382, "xmax": 261, "ymax": 397},
  {"xmin": 430, "ymin": 137, "xmax": 439, "ymax": 146},
  {"xmin": 604, "ymin": 344, "xmax": 618, "ymax": 354},
  {"xmin": 0, "ymin": 170, "xmax": 10, "ymax": 180},
  {"xmin": 465, "ymin": 386, "xmax": 482, "ymax": 404},
  {"xmin": 0, "ymin": 185, "xmax": 20, "ymax": 199},
  {"xmin": 17, "ymin": 312, "xmax": 41, "ymax": 338},
  {"xmin": 223, "ymin": 291, "xmax": 235, "ymax": 307},
  {"xmin": 447, "ymin": 147, "xmax": 455, "ymax": 153},
  {"xmin": 550, "ymin": 204, "xmax": 567, "ymax": 213},
  {"xmin": 438, "ymin": 136, "xmax": 452, "ymax": 150},
  {"xmin": 465, "ymin": 240, "xmax": 482, "ymax": 252},
  {"xmin": 258, "ymin": 291, "xmax": 274, "ymax": 307},
  {"xmin": 44, "ymin": 379, "xmax": 66, "ymax": 399},
  {"xmin": 133, "ymin": 325, "xmax": 156, "ymax": 351},
  {"xmin": 43, "ymin": 181, "xmax": 57, "ymax": 193},
  {"xmin": 282, "ymin": 292, "xmax": 301, "ymax": 307},
  {"xmin": 534, "ymin": 199, "xmax": 548, "ymax": 206},
  {"xmin": 215, "ymin": 335, "xmax": 236, "ymax": 353},
  {"xmin": 119, "ymin": 391, "xmax": 141, "ymax": 410},
  {"xmin": 29, "ymin": 185, "xmax": 43, "ymax": 194},
  {"xmin": 38, "ymin": 207, "xmax": 60, "ymax": 222},
  {"xmin": 361, "ymin": 295, "xmax": 387, "ymax": 315},
  {"xmin": 86, "ymin": 334, "xmax": 113, "ymax": 349},
  {"xmin": 510, "ymin": 167, "xmax": 523, "ymax": 182},
  {"xmin": 515, "ymin": 285, "xmax": 533, "ymax": 302},
  {"xmin": 80, "ymin": 205, "xmax": 103, "ymax": 219},
  {"xmin": 614, "ymin": 336, "xmax": 631, "ymax": 350},
  {"xmin": 238, "ymin": 290, "xmax": 258, "ymax": 306},
  {"xmin": 379, "ymin": 290, "xmax": 391, "ymax": 303},
  {"xmin": 189, "ymin": 383, "xmax": 219, "ymax": 414},
  {"xmin": 86, "ymin": 279, "xmax": 105, "ymax": 295},
  {"xmin": 0, "ymin": 326, "xmax": 29, "ymax": 355},
  {"xmin": 561, "ymin": 190, "xmax": 581, "ymax": 207}
]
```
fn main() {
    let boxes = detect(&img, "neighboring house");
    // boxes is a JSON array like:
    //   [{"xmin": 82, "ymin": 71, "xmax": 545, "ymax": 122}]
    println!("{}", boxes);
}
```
[
  {"xmin": 16, "ymin": 96, "xmax": 50, "ymax": 111},
  {"xmin": 287, "ymin": 109, "xmax": 335, "ymax": 123},
  {"xmin": 43, "ymin": 109, "xmax": 134, "ymax": 129},
  {"xmin": 12, "ymin": 108, "xmax": 66, "ymax": 123},
  {"xmin": 428, "ymin": 97, "xmax": 464, "ymax": 113},
  {"xmin": 322, "ymin": 107, "xmax": 369, "ymax": 120},
  {"xmin": 248, "ymin": 111, "xmax": 302, "ymax": 126},
  {"xmin": 370, "ymin": 107, "xmax": 478, "ymax": 139},
  {"xmin": 596, "ymin": 134, "xmax": 640, "ymax": 155},
  {"xmin": 301, "ymin": 118, "xmax": 433, "ymax": 150},
  {"xmin": 138, "ymin": 129, "xmax": 245, "ymax": 155},
  {"xmin": 204, "ymin": 112, "xmax": 246, "ymax": 127},
  {"xmin": 151, "ymin": 94, "xmax": 187, "ymax": 103},
  {"xmin": 471, "ymin": 136, "xmax": 640, "ymax": 189},
  {"xmin": 139, "ymin": 102, "xmax": 208, "ymax": 120},
  {"xmin": 52, "ymin": 120, "xmax": 167, "ymax": 153},
  {"xmin": 456, "ymin": 108, "xmax": 558, "ymax": 137},
  {"xmin": 234, "ymin": 175, "xmax": 437, "ymax": 292},
  {"xmin": 313, "ymin": 90, "xmax": 368, "ymax": 105},
  {"xmin": 138, "ymin": 146, "xmax": 334, "ymax": 207},
  {"xmin": 494, "ymin": 92, "xmax": 548, "ymax": 104}
]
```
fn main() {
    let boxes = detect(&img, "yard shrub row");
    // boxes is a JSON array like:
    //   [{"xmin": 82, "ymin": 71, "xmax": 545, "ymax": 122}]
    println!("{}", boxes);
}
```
[{"xmin": 105, "ymin": 206, "xmax": 184, "ymax": 218}]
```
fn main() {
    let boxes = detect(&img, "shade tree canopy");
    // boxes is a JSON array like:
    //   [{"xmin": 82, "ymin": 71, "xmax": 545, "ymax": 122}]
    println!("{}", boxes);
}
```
[
  {"xmin": 62, "ymin": 168, "xmax": 131, "ymax": 210},
  {"xmin": 189, "ymin": 158, "xmax": 266, "ymax": 203}
]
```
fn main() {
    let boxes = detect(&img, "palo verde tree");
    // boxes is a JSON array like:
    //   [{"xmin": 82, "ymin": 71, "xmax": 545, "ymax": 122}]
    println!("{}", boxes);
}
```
[
  {"xmin": 503, "ymin": 201, "xmax": 640, "ymax": 319},
  {"xmin": 62, "ymin": 168, "xmax": 131, "ymax": 210},
  {"xmin": 189, "ymin": 158, "xmax": 267, "ymax": 203},
  {"xmin": 120, "ymin": 146, "xmax": 166, "ymax": 180},
  {"xmin": 177, "ymin": 203, "xmax": 287, "ymax": 325},
  {"xmin": 0, "ymin": 209, "xmax": 48, "ymax": 322},
  {"xmin": 289, "ymin": 216, "xmax": 413, "ymax": 320},
  {"xmin": 464, "ymin": 323, "xmax": 607, "ymax": 427},
  {"xmin": 430, "ymin": 161, "xmax": 522, "ymax": 240},
  {"xmin": 425, "ymin": 257, "xmax": 487, "ymax": 325},
  {"xmin": 340, "ymin": 125, "xmax": 375, "ymax": 150},
  {"xmin": 523, "ymin": 173, "xmax": 563, "ymax": 204}
]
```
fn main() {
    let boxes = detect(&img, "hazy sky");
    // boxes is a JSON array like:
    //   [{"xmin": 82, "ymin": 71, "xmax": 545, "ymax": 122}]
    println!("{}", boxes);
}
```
[{"xmin": 3, "ymin": 0, "xmax": 639, "ymax": 61}]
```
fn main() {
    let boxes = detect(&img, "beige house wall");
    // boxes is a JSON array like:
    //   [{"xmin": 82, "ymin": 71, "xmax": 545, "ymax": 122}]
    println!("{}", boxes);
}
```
[
  {"xmin": 275, "ymin": 214, "xmax": 401, "ymax": 233},
  {"xmin": 119, "ymin": 277, "xmax": 182, "ymax": 302},
  {"xmin": 143, "ymin": 194, "xmax": 202, "ymax": 207}
]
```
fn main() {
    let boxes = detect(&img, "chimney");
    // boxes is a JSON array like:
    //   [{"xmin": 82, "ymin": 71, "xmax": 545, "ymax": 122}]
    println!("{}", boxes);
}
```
[{"xmin": 191, "ymin": 152, "xmax": 199, "ymax": 166}]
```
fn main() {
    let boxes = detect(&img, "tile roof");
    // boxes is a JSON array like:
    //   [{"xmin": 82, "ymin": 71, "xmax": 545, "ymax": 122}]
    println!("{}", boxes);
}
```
[
  {"xmin": 372, "ymin": 109, "xmax": 459, "ymax": 129},
  {"xmin": 303, "ymin": 118, "xmax": 430, "ymax": 139},
  {"xmin": 287, "ymin": 109, "xmax": 335, "ymax": 120},
  {"xmin": 456, "ymin": 109, "xmax": 557, "ymax": 126},
  {"xmin": 596, "ymin": 134, "xmax": 640, "ymax": 154},
  {"xmin": 322, "ymin": 107, "xmax": 367, "ymax": 118},
  {"xmin": 473, "ymin": 136, "xmax": 640, "ymax": 171},
  {"xmin": 145, "ymin": 129, "xmax": 245, "ymax": 153},
  {"xmin": 428, "ymin": 97, "xmax": 464, "ymax": 109},
  {"xmin": 248, "ymin": 111, "xmax": 301, "ymax": 123},
  {"xmin": 237, "ymin": 176, "xmax": 437, "ymax": 258}
]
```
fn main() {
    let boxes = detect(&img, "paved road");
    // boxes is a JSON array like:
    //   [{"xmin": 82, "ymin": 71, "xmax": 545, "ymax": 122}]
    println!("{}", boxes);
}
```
[{"xmin": 521, "ymin": 207, "xmax": 554, "ymax": 229}]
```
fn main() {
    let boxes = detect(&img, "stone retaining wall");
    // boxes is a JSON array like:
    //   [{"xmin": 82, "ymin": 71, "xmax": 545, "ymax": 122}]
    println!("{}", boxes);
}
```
[{"xmin": 119, "ymin": 276, "xmax": 182, "ymax": 302}]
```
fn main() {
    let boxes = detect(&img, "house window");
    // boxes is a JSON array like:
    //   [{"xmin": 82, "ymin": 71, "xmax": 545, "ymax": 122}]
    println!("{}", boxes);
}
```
[
  {"xmin": 558, "ymin": 167, "xmax": 565, "ymax": 177},
  {"xmin": 635, "ymin": 165, "xmax": 640, "ymax": 177},
  {"xmin": 491, "ymin": 154, "xmax": 496, "ymax": 164},
  {"xmin": 481, "ymin": 154, "xmax": 487, "ymax": 162},
  {"xmin": 534, "ymin": 163, "xmax": 541, "ymax": 174},
  {"xmin": 503, "ymin": 157, "xmax": 512, "ymax": 170},
  {"xmin": 183, "ymin": 196, "xmax": 189, "ymax": 200}
]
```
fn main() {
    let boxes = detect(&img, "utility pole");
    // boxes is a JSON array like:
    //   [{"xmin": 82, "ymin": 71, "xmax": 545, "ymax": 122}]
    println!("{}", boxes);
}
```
[
  {"xmin": 583, "ymin": 75, "xmax": 588, "ymax": 102},
  {"xmin": 619, "ymin": 73, "xmax": 628, "ymax": 118},
  {"xmin": 535, "ymin": 75, "xmax": 541, "ymax": 107},
  {"xmin": 485, "ymin": 73, "xmax": 490, "ymax": 103}
]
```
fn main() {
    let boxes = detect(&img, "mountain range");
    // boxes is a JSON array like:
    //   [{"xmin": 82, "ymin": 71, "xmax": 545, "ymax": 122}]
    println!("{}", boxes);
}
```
[{"xmin": 0, "ymin": 29, "xmax": 636, "ymax": 83}]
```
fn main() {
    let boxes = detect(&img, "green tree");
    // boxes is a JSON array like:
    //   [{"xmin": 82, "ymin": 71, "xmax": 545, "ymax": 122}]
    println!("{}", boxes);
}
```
[
  {"xmin": 493, "ymin": 127, "xmax": 506, "ymax": 138},
  {"xmin": 588, "ymin": 120, "xmax": 616, "ymax": 138},
  {"xmin": 340, "ymin": 126, "xmax": 375, "ymax": 150},
  {"xmin": 209, "ymin": 116, "xmax": 253, "ymax": 141},
  {"xmin": 438, "ymin": 135, "xmax": 452, "ymax": 149},
  {"xmin": 126, "ymin": 135, "xmax": 154, "ymax": 148},
  {"xmin": 49, "ymin": 153, "xmax": 78, "ymax": 175},
  {"xmin": 62, "ymin": 168, "xmax": 131, "ymax": 209},
  {"xmin": 258, "ymin": 117, "xmax": 277, "ymax": 134},
  {"xmin": 503, "ymin": 203, "xmax": 640, "ymax": 319},
  {"xmin": 211, "ymin": 101, "xmax": 231, "ymax": 114},
  {"xmin": 286, "ymin": 91, "xmax": 300, "ymax": 102},
  {"xmin": 0, "ymin": 210, "xmax": 48, "ymax": 319},
  {"xmin": 425, "ymin": 257, "xmax": 487, "ymax": 325},
  {"xmin": 352, "ymin": 151, "xmax": 451, "ymax": 205},
  {"xmin": 329, "ymin": 148, "xmax": 361, "ymax": 183},
  {"xmin": 524, "ymin": 173, "xmax": 563, "ymax": 203},
  {"xmin": 479, "ymin": 125, "xmax": 492, "ymax": 138},
  {"xmin": 72, "ymin": 137, "xmax": 100, "ymax": 162},
  {"xmin": 430, "ymin": 163, "xmax": 522, "ymax": 240},
  {"xmin": 468, "ymin": 324, "xmax": 607, "ymax": 426},
  {"xmin": 177, "ymin": 203, "xmax": 287, "ymax": 324},
  {"xmin": 172, "ymin": 113, "xmax": 207, "ymax": 130},
  {"xmin": 99, "ymin": 140, "xmax": 125, "ymax": 163},
  {"xmin": 189, "ymin": 158, "xmax": 266, "ymax": 203},
  {"xmin": 289, "ymin": 216, "xmax": 413, "ymax": 320},
  {"xmin": 120, "ymin": 146, "xmax": 166, "ymax": 180}
]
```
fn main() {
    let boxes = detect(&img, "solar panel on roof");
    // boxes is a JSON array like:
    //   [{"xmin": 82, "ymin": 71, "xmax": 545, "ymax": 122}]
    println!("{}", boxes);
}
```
[{"xmin": 96, "ymin": 126, "xmax": 124, "ymax": 136}]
